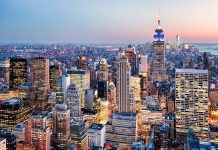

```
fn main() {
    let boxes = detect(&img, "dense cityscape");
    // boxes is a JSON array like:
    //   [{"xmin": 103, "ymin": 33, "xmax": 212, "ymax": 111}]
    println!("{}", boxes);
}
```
[{"xmin": 1, "ymin": 0, "xmax": 218, "ymax": 150}]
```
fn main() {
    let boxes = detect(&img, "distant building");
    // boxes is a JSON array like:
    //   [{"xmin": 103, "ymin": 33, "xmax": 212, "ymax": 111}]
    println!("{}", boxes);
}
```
[
  {"xmin": 9, "ymin": 58, "xmax": 28, "ymax": 89},
  {"xmin": 99, "ymin": 58, "xmax": 108, "ymax": 81},
  {"xmin": 152, "ymin": 17, "xmax": 166, "ymax": 81},
  {"xmin": 31, "ymin": 58, "xmax": 50, "ymax": 110},
  {"xmin": 0, "ymin": 98, "xmax": 32, "ymax": 131},
  {"xmin": 87, "ymin": 124, "xmax": 105, "ymax": 148},
  {"xmin": 64, "ymin": 84, "xmax": 81, "ymax": 119},
  {"xmin": 175, "ymin": 69, "xmax": 209, "ymax": 140},
  {"xmin": 85, "ymin": 89, "xmax": 97, "ymax": 111},
  {"xmin": 53, "ymin": 103, "xmax": 71, "ymax": 150},
  {"xmin": 77, "ymin": 56, "xmax": 88, "ymax": 70}
]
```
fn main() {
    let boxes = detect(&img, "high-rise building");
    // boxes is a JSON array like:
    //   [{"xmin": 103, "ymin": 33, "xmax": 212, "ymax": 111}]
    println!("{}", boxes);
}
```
[
  {"xmin": 31, "ymin": 58, "xmax": 50, "ymax": 110},
  {"xmin": 130, "ymin": 76, "xmax": 141, "ymax": 102},
  {"xmin": 53, "ymin": 103, "xmax": 71, "ymax": 150},
  {"xmin": 70, "ymin": 120, "xmax": 87, "ymax": 150},
  {"xmin": 64, "ymin": 84, "xmax": 81, "ymax": 119},
  {"xmin": 176, "ymin": 34, "xmax": 180, "ymax": 49},
  {"xmin": 25, "ymin": 115, "xmax": 51, "ymax": 150},
  {"xmin": 50, "ymin": 63, "xmax": 62, "ymax": 92},
  {"xmin": 98, "ymin": 80, "xmax": 108, "ymax": 100},
  {"xmin": 175, "ymin": 69, "xmax": 209, "ymax": 140},
  {"xmin": 85, "ymin": 89, "xmax": 97, "ymax": 111},
  {"xmin": 9, "ymin": 59, "xmax": 28, "ymax": 89},
  {"xmin": 67, "ymin": 70, "xmax": 90, "ymax": 108},
  {"xmin": 106, "ymin": 112, "xmax": 137, "ymax": 149},
  {"xmin": 0, "ymin": 98, "xmax": 32, "ymax": 131},
  {"xmin": 138, "ymin": 54, "xmax": 148, "ymax": 75},
  {"xmin": 77, "ymin": 56, "xmax": 88, "ymax": 70},
  {"xmin": 0, "ymin": 129, "xmax": 16, "ymax": 150},
  {"xmin": 87, "ymin": 124, "xmax": 105, "ymax": 148},
  {"xmin": 0, "ymin": 138, "xmax": 6, "ymax": 150},
  {"xmin": 116, "ymin": 54, "xmax": 131, "ymax": 112},
  {"xmin": 99, "ymin": 58, "xmax": 108, "ymax": 81},
  {"xmin": 0, "ymin": 59, "xmax": 10, "ymax": 85},
  {"xmin": 152, "ymin": 17, "xmax": 166, "ymax": 81},
  {"xmin": 125, "ymin": 45, "xmax": 137, "ymax": 75},
  {"xmin": 107, "ymin": 82, "xmax": 116, "ymax": 118},
  {"xmin": 12, "ymin": 123, "xmax": 25, "ymax": 142}
]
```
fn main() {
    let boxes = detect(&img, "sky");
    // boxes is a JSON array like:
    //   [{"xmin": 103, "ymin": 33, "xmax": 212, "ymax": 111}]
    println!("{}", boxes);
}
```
[{"xmin": 0, "ymin": 0, "xmax": 218, "ymax": 43}]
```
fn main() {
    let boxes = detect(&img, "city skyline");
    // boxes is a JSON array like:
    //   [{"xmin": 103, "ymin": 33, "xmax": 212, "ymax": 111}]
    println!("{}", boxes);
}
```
[{"xmin": 1, "ymin": 0, "xmax": 218, "ymax": 43}]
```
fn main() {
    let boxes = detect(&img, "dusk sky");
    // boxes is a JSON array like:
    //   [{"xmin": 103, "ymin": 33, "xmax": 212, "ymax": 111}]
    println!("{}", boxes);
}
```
[{"xmin": 0, "ymin": 0, "xmax": 218, "ymax": 43}]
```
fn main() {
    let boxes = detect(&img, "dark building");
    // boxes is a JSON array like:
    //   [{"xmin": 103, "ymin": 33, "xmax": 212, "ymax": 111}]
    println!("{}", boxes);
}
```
[
  {"xmin": 77, "ymin": 56, "xmax": 88, "ymax": 70},
  {"xmin": 125, "ymin": 45, "xmax": 137, "ymax": 75},
  {"xmin": 0, "ymin": 129, "xmax": 16, "ymax": 150},
  {"xmin": 49, "ymin": 64, "xmax": 62, "ymax": 92},
  {"xmin": 97, "ymin": 80, "xmax": 107, "ymax": 100},
  {"xmin": 9, "ymin": 59, "xmax": 28, "ymax": 89},
  {"xmin": 0, "ymin": 98, "xmax": 32, "ymax": 131}
]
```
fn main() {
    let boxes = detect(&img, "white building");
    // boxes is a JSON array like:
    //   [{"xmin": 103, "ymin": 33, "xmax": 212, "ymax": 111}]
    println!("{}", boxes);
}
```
[
  {"xmin": 85, "ymin": 89, "xmax": 97, "ymax": 111},
  {"xmin": 64, "ymin": 84, "xmax": 81, "ymax": 119},
  {"xmin": 87, "ymin": 123, "xmax": 105, "ymax": 148}
]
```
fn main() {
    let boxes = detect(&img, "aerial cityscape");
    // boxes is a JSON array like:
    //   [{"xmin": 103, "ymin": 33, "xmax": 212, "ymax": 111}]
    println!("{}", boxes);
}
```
[{"xmin": 0, "ymin": 0, "xmax": 218, "ymax": 150}]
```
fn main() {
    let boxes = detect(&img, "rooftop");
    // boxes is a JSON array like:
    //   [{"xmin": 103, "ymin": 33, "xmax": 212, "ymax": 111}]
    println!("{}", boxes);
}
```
[
  {"xmin": 176, "ymin": 69, "xmax": 208, "ymax": 74},
  {"xmin": 2, "ymin": 98, "xmax": 21, "ymax": 105},
  {"xmin": 89, "ymin": 123, "xmax": 104, "ymax": 130}
]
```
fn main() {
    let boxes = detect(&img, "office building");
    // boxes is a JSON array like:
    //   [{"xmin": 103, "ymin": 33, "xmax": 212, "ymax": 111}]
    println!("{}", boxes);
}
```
[
  {"xmin": 85, "ymin": 89, "xmax": 97, "ymax": 111},
  {"xmin": 9, "ymin": 59, "xmax": 28, "ymax": 89},
  {"xmin": 12, "ymin": 123, "xmax": 25, "ymax": 142},
  {"xmin": 116, "ymin": 54, "xmax": 131, "ymax": 112},
  {"xmin": 125, "ymin": 45, "xmax": 137, "ymax": 75},
  {"xmin": 25, "ymin": 115, "xmax": 51, "ymax": 150},
  {"xmin": 99, "ymin": 58, "xmax": 108, "ymax": 81},
  {"xmin": 31, "ymin": 58, "xmax": 50, "ymax": 109},
  {"xmin": 152, "ymin": 17, "xmax": 166, "ymax": 81},
  {"xmin": 70, "ymin": 120, "xmax": 87, "ymax": 150},
  {"xmin": 97, "ymin": 80, "xmax": 108, "ymax": 100},
  {"xmin": 77, "ymin": 56, "xmax": 88, "ymax": 70},
  {"xmin": 0, "ymin": 59, "xmax": 10, "ymax": 85},
  {"xmin": 50, "ymin": 63, "xmax": 62, "ymax": 91},
  {"xmin": 64, "ymin": 84, "xmax": 81, "ymax": 119},
  {"xmin": 87, "ymin": 123, "xmax": 105, "ymax": 148},
  {"xmin": 67, "ymin": 70, "xmax": 90, "ymax": 108},
  {"xmin": 175, "ymin": 69, "xmax": 209, "ymax": 140},
  {"xmin": 0, "ymin": 98, "xmax": 32, "ymax": 131},
  {"xmin": 107, "ymin": 82, "xmax": 116, "ymax": 118},
  {"xmin": 138, "ymin": 54, "xmax": 148, "ymax": 75},
  {"xmin": 0, "ymin": 129, "xmax": 16, "ymax": 150},
  {"xmin": 130, "ymin": 76, "xmax": 141, "ymax": 102},
  {"xmin": 53, "ymin": 103, "xmax": 71, "ymax": 150},
  {"xmin": 106, "ymin": 112, "xmax": 137, "ymax": 149}
]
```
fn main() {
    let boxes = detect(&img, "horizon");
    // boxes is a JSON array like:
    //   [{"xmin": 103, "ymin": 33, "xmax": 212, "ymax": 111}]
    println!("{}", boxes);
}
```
[{"xmin": 1, "ymin": 0, "xmax": 218, "ymax": 43}]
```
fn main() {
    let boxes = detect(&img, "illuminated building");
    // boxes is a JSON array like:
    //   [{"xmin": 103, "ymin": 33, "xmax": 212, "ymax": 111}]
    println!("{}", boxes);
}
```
[
  {"xmin": 16, "ymin": 142, "xmax": 36, "ymax": 150},
  {"xmin": 97, "ymin": 80, "xmax": 108, "ymax": 100},
  {"xmin": 138, "ymin": 54, "xmax": 148, "ymax": 75},
  {"xmin": 87, "ymin": 123, "xmax": 105, "ymax": 148},
  {"xmin": 0, "ymin": 129, "xmax": 16, "ymax": 150},
  {"xmin": 125, "ymin": 45, "xmax": 137, "ymax": 75},
  {"xmin": 116, "ymin": 54, "xmax": 131, "ymax": 112},
  {"xmin": 78, "ymin": 56, "xmax": 88, "ymax": 70},
  {"xmin": 18, "ymin": 82, "xmax": 31, "ymax": 101},
  {"xmin": 99, "ymin": 58, "xmax": 108, "ymax": 81},
  {"xmin": 106, "ymin": 112, "xmax": 137, "ymax": 149},
  {"xmin": 25, "ymin": 115, "xmax": 51, "ymax": 150},
  {"xmin": 0, "ymin": 59, "xmax": 10, "ymax": 85},
  {"xmin": 53, "ymin": 103, "xmax": 70, "ymax": 150},
  {"xmin": 99, "ymin": 99, "xmax": 109, "ymax": 124},
  {"xmin": 31, "ymin": 58, "xmax": 50, "ymax": 110},
  {"xmin": 85, "ymin": 89, "xmax": 97, "ymax": 111},
  {"xmin": 152, "ymin": 16, "xmax": 166, "ymax": 81},
  {"xmin": 56, "ymin": 75, "xmax": 70, "ymax": 102},
  {"xmin": 50, "ymin": 63, "xmax": 62, "ymax": 92},
  {"xmin": 0, "ymin": 138, "xmax": 6, "ymax": 150},
  {"xmin": 175, "ymin": 69, "xmax": 209, "ymax": 140},
  {"xmin": 67, "ymin": 70, "xmax": 90, "ymax": 108},
  {"xmin": 12, "ymin": 123, "xmax": 25, "ymax": 142},
  {"xmin": 107, "ymin": 82, "xmax": 116, "ymax": 118},
  {"xmin": 82, "ymin": 110, "xmax": 100, "ymax": 128},
  {"xmin": 9, "ymin": 58, "xmax": 27, "ymax": 89},
  {"xmin": 138, "ymin": 109, "xmax": 162, "ymax": 144},
  {"xmin": 0, "ymin": 89, "xmax": 18, "ymax": 101},
  {"xmin": 0, "ymin": 98, "xmax": 32, "ymax": 131},
  {"xmin": 70, "ymin": 121, "xmax": 87, "ymax": 150},
  {"xmin": 131, "ymin": 76, "xmax": 141, "ymax": 102},
  {"xmin": 48, "ymin": 92, "xmax": 56, "ymax": 109},
  {"xmin": 64, "ymin": 84, "xmax": 81, "ymax": 119}
]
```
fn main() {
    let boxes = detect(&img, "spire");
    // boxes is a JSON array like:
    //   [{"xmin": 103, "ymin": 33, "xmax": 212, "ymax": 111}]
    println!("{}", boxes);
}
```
[{"xmin": 157, "ymin": 9, "xmax": 161, "ymax": 29}]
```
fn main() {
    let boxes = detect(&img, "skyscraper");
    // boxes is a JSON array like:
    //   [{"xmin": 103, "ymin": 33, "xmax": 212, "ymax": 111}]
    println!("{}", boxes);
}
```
[
  {"xmin": 9, "ymin": 58, "xmax": 28, "ymax": 89},
  {"xmin": 99, "ymin": 58, "xmax": 108, "ymax": 81},
  {"xmin": 175, "ymin": 69, "xmax": 209, "ymax": 140},
  {"xmin": 31, "ymin": 58, "xmax": 50, "ymax": 110},
  {"xmin": 50, "ymin": 63, "xmax": 62, "ymax": 92},
  {"xmin": 116, "ymin": 54, "xmax": 131, "ymax": 112},
  {"xmin": 125, "ymin": 45, "xmax": 137, "ymax": 75},
  {"xmin": 53, "ymin": 103, "xmax": 71, "ymax": 150},
  {"xmin": 64, "ymin": 84, "xmax": 81, "ymax": 119},
  {"xmin": 152, "ymin": 17, "xmax": 166, "ymax": 81}
]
